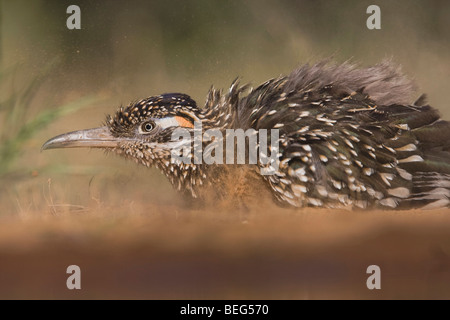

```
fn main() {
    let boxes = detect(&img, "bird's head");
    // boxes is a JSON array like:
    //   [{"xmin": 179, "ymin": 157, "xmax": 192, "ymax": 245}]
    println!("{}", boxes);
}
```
[{"xmin": 42, "ymin": 93, "xmax": 202, "ymax": 168}]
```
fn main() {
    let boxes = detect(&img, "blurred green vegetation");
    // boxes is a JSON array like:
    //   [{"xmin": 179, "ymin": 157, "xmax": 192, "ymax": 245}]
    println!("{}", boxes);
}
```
[
  {"xmin": 2, "ymin": 0, "xmax": 448, "ymax": 100},
  {"xmin": 0, "ymin": 60, "xmax": 98, "ymax": 178}
]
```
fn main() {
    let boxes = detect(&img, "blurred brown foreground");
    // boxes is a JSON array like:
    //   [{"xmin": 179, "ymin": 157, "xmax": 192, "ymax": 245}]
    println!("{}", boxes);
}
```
[{"xmin": 0, "ymin": 204, "xmax": 449, "ymax": 299}]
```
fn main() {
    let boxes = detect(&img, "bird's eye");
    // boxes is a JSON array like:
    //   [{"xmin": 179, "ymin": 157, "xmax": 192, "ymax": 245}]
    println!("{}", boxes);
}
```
[{"xmin": 141, "ymin": 121, "xmax": 156, "ymax": 133}]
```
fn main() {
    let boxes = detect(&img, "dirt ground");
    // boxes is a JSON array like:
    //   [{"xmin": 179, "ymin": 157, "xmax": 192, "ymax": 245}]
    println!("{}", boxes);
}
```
[{"xmin": 1, "ymin": 197, "xmax": 449, "ymax": 299}]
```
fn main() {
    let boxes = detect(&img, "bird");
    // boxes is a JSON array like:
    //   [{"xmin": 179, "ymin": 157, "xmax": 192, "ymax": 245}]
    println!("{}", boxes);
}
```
[{"xmin": 42, "ymin": 60, "xmax": 450, "ymax": 210}]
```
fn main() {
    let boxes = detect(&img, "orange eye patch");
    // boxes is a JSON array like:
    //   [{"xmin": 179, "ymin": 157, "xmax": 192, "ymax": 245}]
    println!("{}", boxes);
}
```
[{"xmin": 175, "ymin": 116, "xmax": 194, "ymax": 128}]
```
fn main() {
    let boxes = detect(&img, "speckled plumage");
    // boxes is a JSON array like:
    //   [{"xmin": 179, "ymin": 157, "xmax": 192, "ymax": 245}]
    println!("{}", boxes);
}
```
[{"xmin": 43, "ymin": 60, "xmax": 450, "ymax": 209}]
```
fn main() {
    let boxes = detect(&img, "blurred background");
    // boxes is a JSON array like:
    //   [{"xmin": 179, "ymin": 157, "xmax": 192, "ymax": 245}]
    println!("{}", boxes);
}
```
[{"xmin": 0, "ymin": 0, "xmax": 449, "ymax": 299}]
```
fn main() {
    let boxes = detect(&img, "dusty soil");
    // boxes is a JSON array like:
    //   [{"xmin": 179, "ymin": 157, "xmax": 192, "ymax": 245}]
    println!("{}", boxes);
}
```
[{"xmin": 0, "ymin": 203, "xmax": 449, "ymax": 299}]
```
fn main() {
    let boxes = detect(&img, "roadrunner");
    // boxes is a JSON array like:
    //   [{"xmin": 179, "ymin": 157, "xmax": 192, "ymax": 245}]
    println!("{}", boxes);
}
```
[{"xmin": 43, "ymin": 60, "xmax": 450, "ymax": 209}]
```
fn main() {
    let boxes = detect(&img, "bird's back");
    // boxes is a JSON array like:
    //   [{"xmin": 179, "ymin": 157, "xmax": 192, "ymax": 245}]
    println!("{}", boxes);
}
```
[{"xmin": 235, "ymin": 60, "xmax": 450, "ymax": 209}]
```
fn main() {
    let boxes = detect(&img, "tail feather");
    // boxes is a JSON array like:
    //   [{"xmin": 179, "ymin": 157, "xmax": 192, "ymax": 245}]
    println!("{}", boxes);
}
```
[{"xmin": 400, "ymin": 119, "xmax": 450, "ymax": 208}]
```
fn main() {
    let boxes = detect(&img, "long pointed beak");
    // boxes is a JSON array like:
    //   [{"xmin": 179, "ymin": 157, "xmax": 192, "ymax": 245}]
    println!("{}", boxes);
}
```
[{"xmin": 41, "ymin": 126, "xmax": 121, "ymax": 151}]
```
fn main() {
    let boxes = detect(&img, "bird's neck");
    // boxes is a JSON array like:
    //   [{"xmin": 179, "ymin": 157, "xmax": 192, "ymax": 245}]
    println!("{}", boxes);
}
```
[
  {"xmin": 155, "ymin": 158, "xmax": 212, "ymax": 199},
  {"xmin": 156, "ymin": 157, "xmax": 266, "ymax": 206},
  {"xmin": 152, "ymin": 81, "xmax": 249, "ymax": 198}
]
